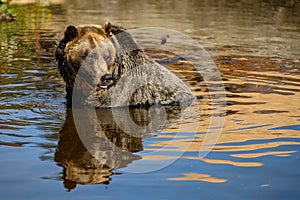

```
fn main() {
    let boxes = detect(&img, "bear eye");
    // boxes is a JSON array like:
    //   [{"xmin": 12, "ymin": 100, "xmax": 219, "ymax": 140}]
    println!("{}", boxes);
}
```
[{"xmin": 83, "ymin": 51, "xmax": 89, "ymax": 59}]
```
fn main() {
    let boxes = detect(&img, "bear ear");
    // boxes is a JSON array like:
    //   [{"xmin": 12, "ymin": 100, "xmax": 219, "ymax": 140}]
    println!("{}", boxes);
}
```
[
  {"xmin": 64, "ymin": 25, "xmax": 78, "ymax": 42},
  {"xmin": 104, "ymin": 22, "xmax": 112, "ymax": 37}
]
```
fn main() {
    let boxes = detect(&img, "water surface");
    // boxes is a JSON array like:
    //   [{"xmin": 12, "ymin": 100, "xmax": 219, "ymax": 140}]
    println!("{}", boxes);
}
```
[{"xmin": 0, "ymin": 1, "xmax": 300, "ymax": 199}]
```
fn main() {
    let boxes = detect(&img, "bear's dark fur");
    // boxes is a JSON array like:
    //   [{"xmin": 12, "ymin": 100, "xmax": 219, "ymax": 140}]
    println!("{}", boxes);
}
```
[{"xmin": 55, "ymin": 22, "xmax": 195, "ymax": 108}]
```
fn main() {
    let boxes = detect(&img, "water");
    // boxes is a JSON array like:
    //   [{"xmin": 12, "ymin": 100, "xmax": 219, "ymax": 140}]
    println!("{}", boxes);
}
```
[{"xmin": 1, "ymin": 0, "xmax": 300, "ymax": 199}]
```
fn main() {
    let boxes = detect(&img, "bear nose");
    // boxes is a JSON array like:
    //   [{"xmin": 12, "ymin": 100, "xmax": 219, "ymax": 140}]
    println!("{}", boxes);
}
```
[
  {"xmin": 99, "ymin": 74, "xmax": 114, "ymax": 89},
  {"xmin": 101, "ymin": 74, "xmax": 113, "ymax": 82}
]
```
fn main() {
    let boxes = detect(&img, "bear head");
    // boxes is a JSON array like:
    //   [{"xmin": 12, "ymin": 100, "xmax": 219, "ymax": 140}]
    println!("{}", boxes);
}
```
[{"xmin": 55, "ymin": 22, "xmax": 116, "ymax": 103}]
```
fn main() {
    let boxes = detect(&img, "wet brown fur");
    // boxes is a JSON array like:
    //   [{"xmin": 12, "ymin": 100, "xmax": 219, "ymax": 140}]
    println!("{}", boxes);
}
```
[{"xmin": 55, "ymin": 22, "xmax": 194, "ymax": 107}]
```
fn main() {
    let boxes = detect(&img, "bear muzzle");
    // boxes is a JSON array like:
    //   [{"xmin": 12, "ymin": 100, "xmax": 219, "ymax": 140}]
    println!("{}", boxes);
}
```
[{"xmin": 98, "ymin": 74, "xmax": 114, "ymax": 89}]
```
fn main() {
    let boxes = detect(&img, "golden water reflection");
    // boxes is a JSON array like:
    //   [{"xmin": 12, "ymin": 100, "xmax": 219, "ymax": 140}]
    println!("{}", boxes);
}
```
[
  {"xmin": 230, "ymin": 151, "xmax": 297, "ymax": 159},
  {"xmin": 168, "ymin": 173, "xmax": 227, "ymax": 184},
  {"xmin": 142, "ymin": 53, "xmax": 300, "ymax": 183}
]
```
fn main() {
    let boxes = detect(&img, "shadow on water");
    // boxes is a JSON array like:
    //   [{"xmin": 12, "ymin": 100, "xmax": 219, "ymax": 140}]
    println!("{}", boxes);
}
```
[{"xmin": 54, "ymin": 106, "xmax": 183, "ymax": 191}]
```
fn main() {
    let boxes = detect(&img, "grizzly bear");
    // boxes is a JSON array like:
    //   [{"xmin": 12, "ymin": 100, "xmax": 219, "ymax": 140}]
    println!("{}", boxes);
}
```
[{"xmin": 55, "ymin": 22, "xmax": 195, "ymax": 108}]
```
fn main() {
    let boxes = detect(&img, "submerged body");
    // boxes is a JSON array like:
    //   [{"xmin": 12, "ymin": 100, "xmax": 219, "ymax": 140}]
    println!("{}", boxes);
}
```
[{"xmin": 55, "ymin": 22, "xmax": 195, "ymax": 108}]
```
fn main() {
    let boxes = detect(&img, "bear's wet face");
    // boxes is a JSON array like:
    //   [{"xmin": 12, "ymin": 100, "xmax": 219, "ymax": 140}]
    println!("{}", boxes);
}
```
[{"xmin": 55, "ymin": 23, "xmax": 117, "ymax": 102}]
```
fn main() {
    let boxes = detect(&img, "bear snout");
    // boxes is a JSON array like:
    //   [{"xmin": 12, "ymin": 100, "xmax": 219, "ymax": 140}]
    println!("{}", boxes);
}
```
[{"xmin": 98, "ymin": 74, "xmax": 114, "ymax": 89}]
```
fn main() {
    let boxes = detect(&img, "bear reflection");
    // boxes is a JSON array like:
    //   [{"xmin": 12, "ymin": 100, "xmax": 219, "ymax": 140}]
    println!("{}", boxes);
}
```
[{"xmin": 54, "ymin": 106, "xmax": 181, "ymax": 191}]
